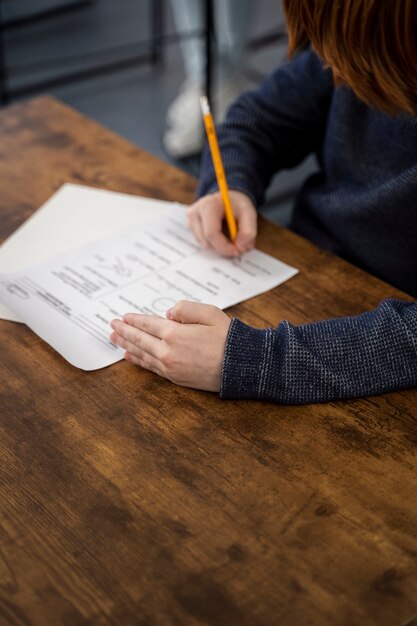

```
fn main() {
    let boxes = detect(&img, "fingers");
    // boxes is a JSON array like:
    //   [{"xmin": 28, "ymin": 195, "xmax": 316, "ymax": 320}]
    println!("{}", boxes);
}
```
[
  {"xmin": 187, "ymin": 195, "xmax": 239, "ymax": 257},
  {"xmin": 187, "ymin": 191, "xmax": 257, "ymax": 257},
  {"xmin": 120, "ymin": 313, "xmax": 170, "ymax": 339},
  {"xmin": 187, "ymin": 208, "xmax": 207, "ymax": 248},
  {"xmin": 197, "ymin": 199, "xmax": 238, "ymax": 255},
  {"xmin": 166, "ymin": 300, "xmax": 224, "ymax": 325},
  {"xmin": 111, "ymin": 330, "xmax": 161, "ymax": 373},
  {"xmin": 235, "ymin": 200, "xmax": 257, "ymax": 253},
  {"xmin": 124, "ymin": 351, "xmax": 161, "ymax": 375},
  {"xmin": 111, "ymin": 303, "xmax": 229, "ymax": 391},
  {"xmin": 201, "ymin": 221, "xmax": 239, "ymax": 256},
  {"xmin": 110, "ymin": 318, "xmax": 162, "ymax": 356}
]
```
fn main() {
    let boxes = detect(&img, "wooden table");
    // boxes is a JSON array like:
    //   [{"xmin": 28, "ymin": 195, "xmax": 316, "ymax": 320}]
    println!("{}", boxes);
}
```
[{"xmin": 1, "ymin": 97, "xmax": 416, "ymax": 626}]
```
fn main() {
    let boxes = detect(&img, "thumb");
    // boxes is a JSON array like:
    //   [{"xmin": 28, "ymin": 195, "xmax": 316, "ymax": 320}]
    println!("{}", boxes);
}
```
[{"xmin": 166, "ymin": 300, "xmax": 222, "ymax": 325}]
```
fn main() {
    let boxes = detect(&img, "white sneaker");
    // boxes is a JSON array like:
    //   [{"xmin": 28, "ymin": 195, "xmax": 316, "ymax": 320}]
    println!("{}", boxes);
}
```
[
  {"xmin": 166, "ymin": 80, "xmax": 204, "ymax": 127},
  {"xmin": 163, "ymin": 80, "xmax": 205, "ymax": 158},
  {"xmin": 163, "ymin": 74, "xmax": 250, "ymax": 159},
  {"xmin": 163, "ymin": 118, "xmax": 204, "ymax": 158}
]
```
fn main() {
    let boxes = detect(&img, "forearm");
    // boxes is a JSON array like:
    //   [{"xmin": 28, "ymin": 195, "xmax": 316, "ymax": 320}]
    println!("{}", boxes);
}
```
[
  {"xmin": 221, "ymin": 299, "xmax": 417, "ymax": 404},
  {"xmin": 198, "ymin": 49, "xmax": 333, "ymax": 206}
]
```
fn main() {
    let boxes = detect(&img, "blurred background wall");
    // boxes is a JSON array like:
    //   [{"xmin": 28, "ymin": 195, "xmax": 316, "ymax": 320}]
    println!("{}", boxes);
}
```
[{"xmin": 0, "ymin": 0, "xmax": 316, "ymax": 225}]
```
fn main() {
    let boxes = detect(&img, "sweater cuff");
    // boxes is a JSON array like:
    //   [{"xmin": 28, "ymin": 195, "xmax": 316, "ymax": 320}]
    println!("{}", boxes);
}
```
[{"xmin": 220, "ymin": 318, "xmax": 284, "ymax": 400}]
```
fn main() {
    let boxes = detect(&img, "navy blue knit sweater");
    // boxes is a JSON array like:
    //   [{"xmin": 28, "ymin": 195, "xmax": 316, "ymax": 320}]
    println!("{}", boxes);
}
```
[{"xmin": 197, "ymin": 50, "xmax": 417, "ymax": 403}]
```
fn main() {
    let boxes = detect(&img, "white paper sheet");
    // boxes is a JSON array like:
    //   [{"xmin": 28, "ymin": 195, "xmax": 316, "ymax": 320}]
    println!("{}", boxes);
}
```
[
  {"xmin": 0, "ymin": 184, "xmax": 172, "ymax": 322},
  {"xmin": 0, "ymin": 206, "xmax": 298, "ymax": 370}
]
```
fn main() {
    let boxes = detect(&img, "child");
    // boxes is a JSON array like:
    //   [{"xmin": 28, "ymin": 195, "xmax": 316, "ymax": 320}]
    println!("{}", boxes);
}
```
[{"xmin": 110, "ymin": 0, "xmax": 417, "ymax": 404}]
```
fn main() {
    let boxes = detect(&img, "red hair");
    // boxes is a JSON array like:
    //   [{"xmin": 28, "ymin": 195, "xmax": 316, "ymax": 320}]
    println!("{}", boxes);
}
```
[{"xmin": 283, "ymin": 0, "xmax": 417, "ymax": 115}]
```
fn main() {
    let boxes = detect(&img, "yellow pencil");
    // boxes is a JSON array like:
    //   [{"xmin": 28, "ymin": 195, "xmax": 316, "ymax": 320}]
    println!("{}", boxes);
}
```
[{"xmin": 200, "ymin": 96, "xmax": 238, "ymax": 242}]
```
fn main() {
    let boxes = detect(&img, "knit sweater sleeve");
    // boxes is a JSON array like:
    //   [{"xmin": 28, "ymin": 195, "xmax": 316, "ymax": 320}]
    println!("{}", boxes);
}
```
[
  {"xmin": 197, "ymin": 49, "xmax": 333, "ymax": 207},
  {"xmin": 221, "ymin": 299, "xmax": 417, "ymax": 403}
]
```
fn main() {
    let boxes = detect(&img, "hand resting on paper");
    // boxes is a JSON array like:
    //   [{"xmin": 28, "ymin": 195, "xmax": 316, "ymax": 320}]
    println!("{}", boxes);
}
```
[
  {"xmin": 110, "ymin": 301, "xmax": 231, "ymax": 391},
  {"xmin": 110, "ymin": 192, "xmax": 256, "ymax": 389},
  {"xmin": 187, "ymin": 190, "xmax": 257, "ymax": 257}
]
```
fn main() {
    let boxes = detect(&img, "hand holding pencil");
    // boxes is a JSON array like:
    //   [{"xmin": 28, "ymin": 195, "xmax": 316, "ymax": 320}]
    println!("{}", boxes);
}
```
[{"xmin": 186, "ymin": 98, "xmax": 258, "ymax": 257}]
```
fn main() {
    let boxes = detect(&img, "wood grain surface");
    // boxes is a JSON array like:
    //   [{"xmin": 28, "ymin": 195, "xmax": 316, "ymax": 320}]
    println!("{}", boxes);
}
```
[{"xmin": 0, "ymin": 97, "xmax": 416, "ymax": 626}]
